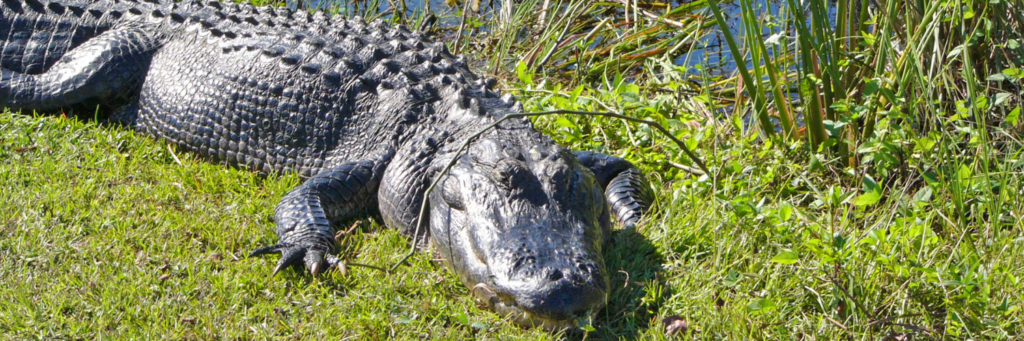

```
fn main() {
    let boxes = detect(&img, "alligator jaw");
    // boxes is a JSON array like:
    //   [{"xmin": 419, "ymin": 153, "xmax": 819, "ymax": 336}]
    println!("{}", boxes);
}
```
[{"xmin": 471, "ymin": 283, "xmax": 590, "ymax": 331}]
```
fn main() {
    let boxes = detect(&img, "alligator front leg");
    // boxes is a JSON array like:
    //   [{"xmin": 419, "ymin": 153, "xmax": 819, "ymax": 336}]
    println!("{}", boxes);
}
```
[
  {"xmin": 250, "ymin": 155, "xmax": 390, "ymax": 275},
  {"xmin": 574, "ymin": 151, "xmax": 653, "ymax": 228},
  {"xmin": 0, "ymin": 22, "xmax": 160, "ymax": 112}
]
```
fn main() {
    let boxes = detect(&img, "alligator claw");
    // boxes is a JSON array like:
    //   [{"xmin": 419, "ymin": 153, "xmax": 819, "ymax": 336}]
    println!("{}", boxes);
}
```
[
  {"xmin": 248, "ymin": 243, "xmax": 288, "ymax": 257},
  {"xmin": 305, "ymin": 248, "xmax": 326, "ymax": 276},
  {"xmin": 249, "ymin": 243, "xmax": 336, "ymax": 276}
]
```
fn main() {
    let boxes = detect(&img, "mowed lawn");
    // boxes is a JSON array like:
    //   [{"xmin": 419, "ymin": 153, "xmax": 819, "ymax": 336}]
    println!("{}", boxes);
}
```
[
  {"xmin": 4, "ymin": 0, "xmax": 1024, "ymax": 337},
  {"xmin": 0, "ymin": 114, "xmax": 538, "ymax": 339},
  {"xmin": 0, "ymin": 113, "xmax": 671, "ymax": 339},
  {"xmin": 4, "ymin": 108, "xmax": 1023, "ymax": 339}
]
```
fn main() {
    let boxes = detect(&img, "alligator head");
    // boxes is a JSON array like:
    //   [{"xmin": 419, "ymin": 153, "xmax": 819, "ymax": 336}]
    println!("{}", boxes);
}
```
[{"xmin": 427, "ymin": 127, "xmax": 612, "ymax": 329}]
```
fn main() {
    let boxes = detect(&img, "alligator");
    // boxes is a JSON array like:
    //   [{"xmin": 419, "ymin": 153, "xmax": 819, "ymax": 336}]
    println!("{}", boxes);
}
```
[{"xmin": 0, "ymin": 0, "xmax": 653, "ymax": 329}]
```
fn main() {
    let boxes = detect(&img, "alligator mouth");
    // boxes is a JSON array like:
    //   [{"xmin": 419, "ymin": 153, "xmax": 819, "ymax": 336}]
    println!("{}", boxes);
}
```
[{"xmin": 470, "ymin": 283, "xmax": 592, "ymax": 331}]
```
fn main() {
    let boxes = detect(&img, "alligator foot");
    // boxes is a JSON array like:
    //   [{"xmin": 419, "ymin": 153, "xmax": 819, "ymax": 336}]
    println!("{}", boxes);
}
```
[
  {"xmin": 574, "ymin": 151, "xmax": 653, "ymax": 228},
  {"xmin": 249, "ymin": 243, "xmax": 342, "ymax": 276},
  {"xmin": 252, "ymin": 155, "xmax": 391, "ymax": 277}
]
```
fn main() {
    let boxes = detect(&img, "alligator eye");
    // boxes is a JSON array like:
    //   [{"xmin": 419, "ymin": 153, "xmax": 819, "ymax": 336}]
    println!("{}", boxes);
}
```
[
  {"xmin": 441, "ymin": 177, "xmax": 465, "ymax": 211},
  {"xmin": 493, "ymin": 159, "xmax": 525, "ymax": 191}
]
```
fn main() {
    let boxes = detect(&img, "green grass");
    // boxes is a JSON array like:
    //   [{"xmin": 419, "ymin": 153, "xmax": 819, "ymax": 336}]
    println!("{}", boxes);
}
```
[
  {"xmin": 0, "ymin": 114, "xmax": 665, "ymax": 339},
  {"xmin": 4, "ymin": 108, "xmax": 1022, "ymax": 339},
  {"xmin": 3, "ymin": 0, "xmax": 1024, "ymax": 339}
]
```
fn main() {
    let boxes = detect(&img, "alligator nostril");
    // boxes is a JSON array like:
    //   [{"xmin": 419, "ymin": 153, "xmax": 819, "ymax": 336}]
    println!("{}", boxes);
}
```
[
  {"xmin": 577, "ymin": 262, "xmax": 589, "ymax": 273},
  {"xmin": 547, "ymin": 269, "xmax": 563, "ymax": 282}
]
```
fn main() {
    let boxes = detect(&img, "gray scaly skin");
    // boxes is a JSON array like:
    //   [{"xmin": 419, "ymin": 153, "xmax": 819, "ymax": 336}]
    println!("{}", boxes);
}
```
[{"xmin": 0, "ymin": 0, "xmax": 654, "ymax": 328}]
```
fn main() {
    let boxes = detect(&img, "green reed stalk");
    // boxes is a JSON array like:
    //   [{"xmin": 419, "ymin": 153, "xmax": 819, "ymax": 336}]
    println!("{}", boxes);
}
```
[{"xmin": 705, "ymin": 0, "xmax": 774, "ymax": 139}]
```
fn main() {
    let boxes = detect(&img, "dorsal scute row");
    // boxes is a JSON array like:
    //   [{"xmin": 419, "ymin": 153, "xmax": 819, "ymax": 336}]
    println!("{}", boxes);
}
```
[{"xmin": 1, "ymin": 0, "xmax": 519, "ymax": 125}]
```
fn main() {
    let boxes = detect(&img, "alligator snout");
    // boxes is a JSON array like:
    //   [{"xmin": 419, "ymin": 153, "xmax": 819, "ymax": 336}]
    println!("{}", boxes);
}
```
[
  {"xmin": 472, "ymin": 265, "xmax": 607, "ymax": 329},
  {"xmin": 513, "ymin": 267, "xmax": 607, "ymax": 321},
  {"xmin": 480, "ymin": 235, "xmax": 609, "ymax": 327}
]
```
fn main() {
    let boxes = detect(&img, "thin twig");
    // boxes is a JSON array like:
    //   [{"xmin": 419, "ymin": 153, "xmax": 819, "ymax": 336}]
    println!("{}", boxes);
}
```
[
  {"xmin": 390, "ymin": 109, "xmax": 709, "ymax": 271},
  {"xmin": 824, "ymin": 316, "xmax": 849, "ymax": 331},
  {"xmin": 453, "ymin": 4, "xmax": 470, "ymax": 54},
  {"xmin": 167, "ymin": 144, "xmax": 183, "ymax": 166},
  {"xmin": 614, "ymin": 0, "xmax": 688, "ymax": 28},
  {"xmin": 667, "ymin": 161, "xmax": 706, "ymax": 175},
  {"xmin": 538, "ymin": 0, "xmax": 550, "ymax": 28}
]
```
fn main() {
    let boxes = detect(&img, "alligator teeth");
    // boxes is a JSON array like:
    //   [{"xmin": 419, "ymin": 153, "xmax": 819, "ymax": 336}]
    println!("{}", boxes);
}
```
[{"xmin": 471, "ymin": 283, "xmax": 499, "ymax": 309}]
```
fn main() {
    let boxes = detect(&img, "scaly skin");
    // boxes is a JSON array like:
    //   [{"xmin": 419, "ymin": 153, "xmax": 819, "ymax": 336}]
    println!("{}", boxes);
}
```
[{"xmin": 0, "ymin": 0, "xmax": 654, "ymax": 328}]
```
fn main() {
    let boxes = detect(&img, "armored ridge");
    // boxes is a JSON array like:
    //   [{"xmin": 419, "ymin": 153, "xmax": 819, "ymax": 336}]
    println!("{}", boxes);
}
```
[
  {"xmin": 1, "ymin": 0, "xmax": 501, "ymax": 177},
  {"xmin": 0, "ymin": 0, "xmax": 653, "ymax": 328}
]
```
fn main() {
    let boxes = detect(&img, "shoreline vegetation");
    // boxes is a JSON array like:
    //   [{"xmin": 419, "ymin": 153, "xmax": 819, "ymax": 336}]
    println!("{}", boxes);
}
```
[{"xmin": 2, "ymin": 0, "xmax": 1022, "ymax": 339}]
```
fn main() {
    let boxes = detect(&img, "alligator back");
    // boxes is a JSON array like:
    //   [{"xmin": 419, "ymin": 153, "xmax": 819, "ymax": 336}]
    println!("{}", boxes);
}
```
[
  {"xmin": 0, "ymin": 0, "xmax": 153, "ymax": 74},
  {"xmin": 133, "ymin": 9, "xmax": 494, "ymax": 176},
  {"xmin": 2, "ymin": 0, "xmax": 509, "ymax": 177}
]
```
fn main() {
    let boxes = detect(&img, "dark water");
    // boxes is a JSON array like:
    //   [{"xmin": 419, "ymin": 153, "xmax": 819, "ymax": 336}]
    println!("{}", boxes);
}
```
[{"xmin": 677, "ymin": 1, "xmax": 786, "ymax": 74}]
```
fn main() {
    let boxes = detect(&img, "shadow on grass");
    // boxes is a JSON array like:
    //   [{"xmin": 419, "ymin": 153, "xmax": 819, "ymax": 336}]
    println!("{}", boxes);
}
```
[{"xmin": 586, "ymin": 227, "xmax": 667, "ymax": 340}]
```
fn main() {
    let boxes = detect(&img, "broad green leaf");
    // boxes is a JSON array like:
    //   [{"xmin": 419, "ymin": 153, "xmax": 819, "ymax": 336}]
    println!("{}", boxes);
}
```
[
  {"xmin": 987, "ymin": 73, "xmax": 1007, "ymax": 81},
  {"xmin": 912, "ymin": 186, "xmax": 934, "ymax": 204},
  {"xmin": 992, "ymin": 93, "xmax": 1012, "ymax": 107},
  {"xmin": 780, "ymin": 204, "xmax": 793, "ymax": 221},
  {"xmin": 570, "ymin": 85, "xmax": 585, "ymax": 103},
  {"xmin": 957, "ymin": 165, "xmax": 973, "ymax": 181},
  {"xmin": 862, "ymin": 174, "xmax": 880, "ymax": 193},
  {"xmin": 515, "ymin": 61, "xmax": 533, "ymax": 86},
  {"xmin": 770, "ymin": 250, "xmax": 799, "ymax": 264},
  {"xmin": 854, "ymin": 191, "xmax": 881, "ymax": 206},
  {"xmin": 809, "ymin": 153, "xmax": 823, "ymax": 171},
  {"xmin": 1007, "ymin": 107, "xmax": 1021, "ymax": 126},
  {"xmin": 915, "ymin": 136, "xmax": 936, "ymax": 153},
  {"xmin": 947, "ymin": 45, "xmax": 965, "ymax": 59},
  {"xmin": 554, "ymin": 117, "xmax": 577, "ymax": 129},
  {"xmin": 747, "ymin": 299, "xmax": 777, "ymax": 312},
  {"xmin": 863, "ymin": 79, "xmax": 880, "ymax": 96}
]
